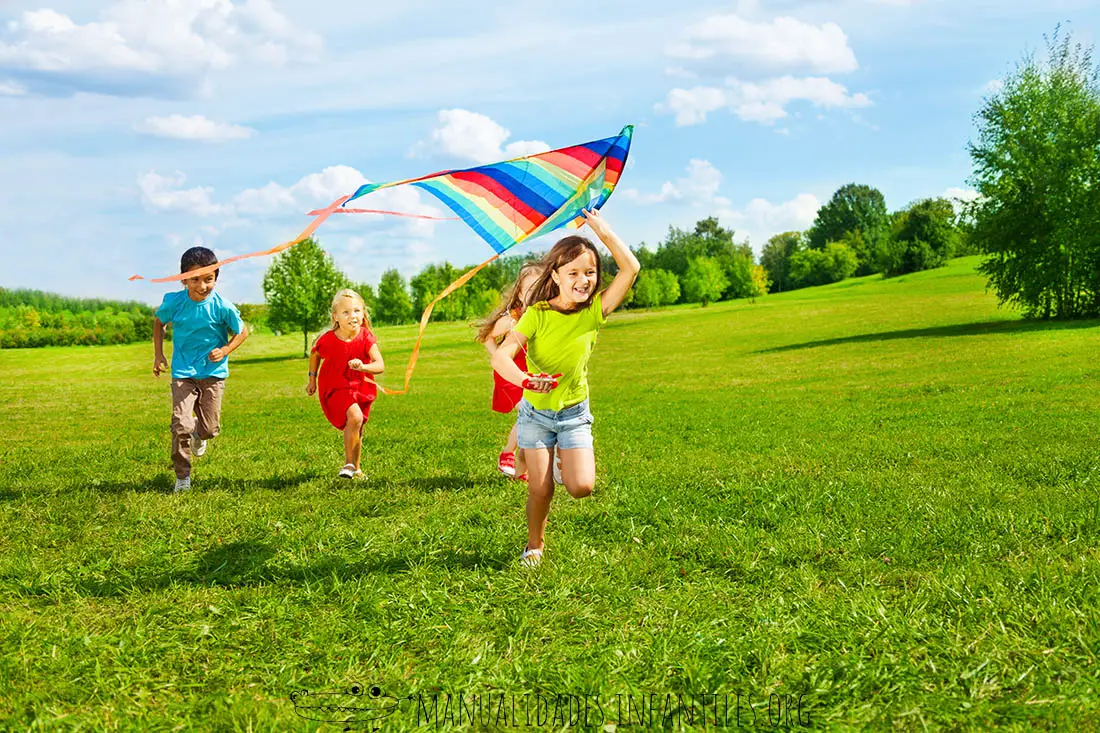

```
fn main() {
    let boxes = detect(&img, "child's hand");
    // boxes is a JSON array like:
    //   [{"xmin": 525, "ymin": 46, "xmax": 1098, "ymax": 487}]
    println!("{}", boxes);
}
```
[
  {"xmin": 209, "ymin": 347, "xmax": 227, "ymax": 362},
  {"xmin": 153, "ymin": 355, "xmax": 168, "ymax": 377},
  {"xmin": 581, "ymin": 208, "xmax": 612, "ymax": 239},
  {"xmin": 348, "ymin": 359, "xmax": 365, "ymax": 371},
  {"xmin": 521, "ymin": 372, "xmax": 562, "ymax": 393},
  {"xmin": 306, "ymin": 378, "xmax": 317, "ymax": 396}
]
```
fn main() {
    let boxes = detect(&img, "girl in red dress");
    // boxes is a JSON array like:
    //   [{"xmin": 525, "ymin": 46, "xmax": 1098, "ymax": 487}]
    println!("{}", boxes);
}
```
[
  {"xmin": 477, "ymin": 263, "xmax": 543, "ymax": 480},
  {"xmin": 306, "ymin": 289, "xmax": 385, "ymax": 479}
]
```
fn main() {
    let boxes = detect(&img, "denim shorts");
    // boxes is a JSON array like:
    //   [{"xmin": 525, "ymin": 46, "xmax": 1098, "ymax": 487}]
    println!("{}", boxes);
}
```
[{"xmin": 516, "ymin": 399, "xmax": 594, "ymax": 450}]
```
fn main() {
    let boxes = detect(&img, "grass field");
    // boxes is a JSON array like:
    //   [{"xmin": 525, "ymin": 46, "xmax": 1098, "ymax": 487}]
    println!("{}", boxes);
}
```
[{"xmin": 2, "ymin": 255, "xmax": 1099, "ymax": 731}]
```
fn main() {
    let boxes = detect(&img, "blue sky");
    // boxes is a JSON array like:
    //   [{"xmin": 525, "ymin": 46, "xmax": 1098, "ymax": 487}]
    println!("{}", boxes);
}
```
[{"xmin": 1, "ymin": 0, "xmax": 1097, "ymax": 305}]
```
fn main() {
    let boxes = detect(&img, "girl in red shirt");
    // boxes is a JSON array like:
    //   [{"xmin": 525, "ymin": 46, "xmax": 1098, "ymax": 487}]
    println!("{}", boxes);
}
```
[
  {"xmin": 306, "ymin": 289, "xmax": 385, "ymax": 479},
  {"xmin": 477, "ymin": 263, "xmax": 543, "ymax": 481}
]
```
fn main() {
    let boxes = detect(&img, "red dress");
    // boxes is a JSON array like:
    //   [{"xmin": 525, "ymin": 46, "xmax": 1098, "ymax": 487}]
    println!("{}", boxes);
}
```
[
  {"xmin": 312, "ymin": 328, "xmax": 378, "ymax": 429},
  {"xmin": 491, "ymin": 309, "xmax": 526, "ymax": 413},
  {"xmin": 492, "ymin": 350, "xmax": 527, "ymax": 413}
]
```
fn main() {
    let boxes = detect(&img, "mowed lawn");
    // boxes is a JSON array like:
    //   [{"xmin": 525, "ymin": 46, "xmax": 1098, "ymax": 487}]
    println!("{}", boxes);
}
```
[{"xmin": 1, "ymin": 255, "xmax": 1098, "ymax": 731}]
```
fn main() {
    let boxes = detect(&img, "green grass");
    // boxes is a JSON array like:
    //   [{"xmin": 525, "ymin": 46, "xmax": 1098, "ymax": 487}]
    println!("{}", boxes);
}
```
[{"xmin": 1, "ymin": 255, "xmax": 1098, "ymax": 731}]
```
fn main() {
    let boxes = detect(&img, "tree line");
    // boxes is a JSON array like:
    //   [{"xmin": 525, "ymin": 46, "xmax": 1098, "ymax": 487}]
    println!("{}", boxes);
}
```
[{"xmin": 0, "ymin": 288, "xmax": 157, "ymax": 349}]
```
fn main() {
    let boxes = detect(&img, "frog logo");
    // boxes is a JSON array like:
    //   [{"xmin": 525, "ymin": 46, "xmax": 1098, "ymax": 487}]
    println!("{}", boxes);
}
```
[{"xmin": 290, "ymin": 684, "xmax": 404, "ymax": 731}]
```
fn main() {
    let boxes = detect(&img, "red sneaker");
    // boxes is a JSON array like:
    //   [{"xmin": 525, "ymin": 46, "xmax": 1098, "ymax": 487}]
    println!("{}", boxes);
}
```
[{"xmin": 497, "ymin": 451, "xmax": 516, "ymax": 477}]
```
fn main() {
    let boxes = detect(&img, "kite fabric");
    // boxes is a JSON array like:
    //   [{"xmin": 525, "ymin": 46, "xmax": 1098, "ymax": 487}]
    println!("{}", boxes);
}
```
[{"xmin": 129, "ymin": 124, "xmax": 635, "ymax": 395}]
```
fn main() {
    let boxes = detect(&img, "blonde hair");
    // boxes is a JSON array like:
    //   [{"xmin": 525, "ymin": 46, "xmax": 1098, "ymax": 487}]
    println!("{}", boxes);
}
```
[
  {"xmin": 330, "ymin": 288, "xmax": 371, "ymax": 331},
  {"xmin": 476, "ymin": 263, "xmax": 544, "ymax": 343}
]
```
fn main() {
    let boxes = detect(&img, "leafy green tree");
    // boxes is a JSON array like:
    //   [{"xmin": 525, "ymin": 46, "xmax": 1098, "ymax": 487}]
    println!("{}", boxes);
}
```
[
  {"xmin": 682, "ymin": 256, "xmax": 730, "ymax": 307},
  {"xmin": 789, "ymin": 242, "xmax": 858, "ymax": 288},
  {"xmin": 657, "ymin": 269, "xmax": 682, "ymax": 305},
  {"xmin": 263, "ymin": 237, "xmax": 350, "ymax": 356},
  {"xmin": 883, "ymin": 198, "xmax": 959, "ymax": 276},
  {"xmin": 968, "ymin": 29, "xmax": 1100, "ymax": 317},
  {"xmin": 633, "ymin": 268, "xmax": 680, "ymax": 309},
  {"xmin": 351, "ymin": 283, "xmax": 376, "ymax": 316},
  {"xmin": 808, "ymin": 183, "xmax": 889, "ymax": 274},
  {"xmin": 760, "ymin": 231, "xmax": 803, "ymax": 293},
  {"xmin": 375, "ymin": 269, "xmax": 414, "ymax": 325}
]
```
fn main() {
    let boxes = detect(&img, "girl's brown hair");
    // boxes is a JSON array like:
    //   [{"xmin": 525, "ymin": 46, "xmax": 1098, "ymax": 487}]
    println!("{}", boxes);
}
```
[
  {"xmin": 476, "ymin": 262, "xmax": 543, "ymax": 343},
  {"xmin": 526, "ymin": 235, "xmax": 602, "ymax": 310}
]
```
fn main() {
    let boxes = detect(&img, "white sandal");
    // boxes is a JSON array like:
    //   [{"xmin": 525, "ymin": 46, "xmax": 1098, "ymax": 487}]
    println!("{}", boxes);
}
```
[
  {"xmin": 338, "ymin": 463, "xmax": 356, "ymax": 479},
  {"xmin": 520, "ymin": 547, "xmax": 543, "ymax": 567}
]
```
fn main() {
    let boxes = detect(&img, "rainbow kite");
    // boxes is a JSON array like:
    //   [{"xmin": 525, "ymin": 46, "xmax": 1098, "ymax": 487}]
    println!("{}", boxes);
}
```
[
  {"xmin": 338, "ymin": 124, "xmax": 633, "ymax": 254},
  {"xmin": 131, "ymin": 124, "xmax": 634, "ymax": 393}
]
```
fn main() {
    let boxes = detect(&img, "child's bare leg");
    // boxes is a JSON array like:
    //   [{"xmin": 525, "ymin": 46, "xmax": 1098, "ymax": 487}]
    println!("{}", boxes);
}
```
[
  {"xmin": 504, "ymin": 421, "xmax": 518, "ymax": 453},
  {"xmin": 514, "ymin": 447, "xmax": 527, "ymax": 478},
  {"xmin": 559, "ymin": 448, "xmax": 595, "ymax": 498},
  {"xmin": 524, "ymin": 447, "xmax": 554, "ymax": 550},
  {"xmin": 344, "ymin": 404, "xmax": 365, "ymax": 469}
]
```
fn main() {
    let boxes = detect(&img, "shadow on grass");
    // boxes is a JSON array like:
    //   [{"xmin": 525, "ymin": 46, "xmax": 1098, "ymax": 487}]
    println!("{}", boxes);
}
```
[
  {"xmin": 757, "ymin": 318, "xmax": 1099, "ymax": 354},
  {"xmin": 54, "ymin": 538, "xmax": 511, "ymax": 597},
  {"xmin": 232, "ymin": 353, "xmax": 307, "ymax": 366},
  {"xmin": 0, "ymin": 472, "xmax": 320, "ymax": 501}
]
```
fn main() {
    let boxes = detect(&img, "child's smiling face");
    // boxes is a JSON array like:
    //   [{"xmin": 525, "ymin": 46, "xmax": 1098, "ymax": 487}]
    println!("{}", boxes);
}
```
[
  {"xmin": 333, "ymin": 296, "xmax": 365, "ymax": 333},
  {"xmin": 182, "ymin": 270, "xmax": 217, "ymax": 302},
  {"xmin": 553, "ymin": 250, "xmax": 598, "ymax": 305}
]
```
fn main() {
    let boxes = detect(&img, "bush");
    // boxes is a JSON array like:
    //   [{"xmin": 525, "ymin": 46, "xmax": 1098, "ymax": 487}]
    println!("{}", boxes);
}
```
[{"xmin": 789, "ymin": 243, "xmax": 858, "ymax": 288}]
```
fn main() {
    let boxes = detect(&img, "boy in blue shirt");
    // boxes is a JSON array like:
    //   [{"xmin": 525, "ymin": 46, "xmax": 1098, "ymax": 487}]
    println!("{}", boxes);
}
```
[{"xmin": 153, "ymin": 247, "xmax": 249, "ymax": 492}]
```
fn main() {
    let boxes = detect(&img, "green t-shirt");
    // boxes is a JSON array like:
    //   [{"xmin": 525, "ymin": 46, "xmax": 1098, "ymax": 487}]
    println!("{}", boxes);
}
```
[{"xmin": 513, "ymin": 293, "xmax": 607, "ymax": 411}]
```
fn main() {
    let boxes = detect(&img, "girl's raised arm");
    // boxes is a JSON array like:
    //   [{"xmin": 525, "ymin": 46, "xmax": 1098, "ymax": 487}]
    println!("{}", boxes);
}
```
[{"xmin": 582, "ymin": 209, "xmax": 640, "ymax": 317}]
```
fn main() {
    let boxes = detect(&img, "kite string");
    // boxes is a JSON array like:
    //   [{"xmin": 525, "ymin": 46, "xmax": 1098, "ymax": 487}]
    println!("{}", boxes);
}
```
[{"xmin": 360, "ymin": 252, "xmax": 500, "ymax": 396}]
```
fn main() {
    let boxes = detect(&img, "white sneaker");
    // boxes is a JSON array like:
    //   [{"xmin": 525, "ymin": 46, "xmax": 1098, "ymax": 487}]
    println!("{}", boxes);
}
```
[
  {"xmin": 173, "ymin": 476, "xmax": 191, "ymax": 493},
  {"xmin": 552, "ymin": 448, "xmax": 563, "ymax": 485},
  {"xmin": 190, "ymin": 432, "xmax": 207, "ymax": 457},
  {"xmin": 520, "ymin": 547, "xmax": 543, "ymax": 567}
]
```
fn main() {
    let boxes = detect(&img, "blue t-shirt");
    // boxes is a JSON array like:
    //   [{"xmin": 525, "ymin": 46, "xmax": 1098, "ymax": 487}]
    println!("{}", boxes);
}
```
[{"xmin": 156, "ymin": 290, "xmax": 244, "ymax": 379}]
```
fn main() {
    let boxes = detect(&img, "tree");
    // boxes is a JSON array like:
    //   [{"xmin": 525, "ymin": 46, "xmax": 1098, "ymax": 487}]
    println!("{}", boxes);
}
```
[
  {"xmin": 761, "ymin": 231, "xmax": 803, "ymax": 292},
  {"xmin": 633, "ymin": 268, "xmax": 680, "ymax": 309},
  {"xmin": 374, "ymin": 269, "xmax": 414, "ymax": 325},
  {"xmin": 808, "ymin": 183, "xmax": 889, "ymax": 274},
  {"xmin": 682, "ymin": 256, "xmax": 729, "ymax": 307},
  {"xmin": 351, "ymin": 283, "xmax": 376, "ymax": 316},
  {"xmin": 262, "ymin": 238, "xmax": 350, "ymax": 356},
  {"xmin": 722, "ymin": 251, "xmax": 759, "ymax": 300},
  {"xmin": 789, "ymin": 242, "xmax": 858, "ymax": 288},
  {"xmin": 968, "ymin": 29, "xmax": 1100, "ymax": 318},
  {"xmin": 883, "ymin": 198, "xmax": 959, "ymax": 276},
  {"xmin": 749, "ymin": 265, "xmax": 769, "ymax": 301}
]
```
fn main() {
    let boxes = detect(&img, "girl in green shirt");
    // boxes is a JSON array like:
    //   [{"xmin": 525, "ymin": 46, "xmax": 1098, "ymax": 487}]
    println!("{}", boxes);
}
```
[{"xmin": 492, "ymin": 209, "xmax": 640, "ymax": 567}]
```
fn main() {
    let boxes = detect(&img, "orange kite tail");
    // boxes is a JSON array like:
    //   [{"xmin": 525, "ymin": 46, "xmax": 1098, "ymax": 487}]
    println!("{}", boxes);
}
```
[
  {"xmin": 361, "ymin": 253, "xmax": 500, "ymax": 396},
  {"xmin": 129, "ymin": 195, "xmax": 351, "ymax": 283}
]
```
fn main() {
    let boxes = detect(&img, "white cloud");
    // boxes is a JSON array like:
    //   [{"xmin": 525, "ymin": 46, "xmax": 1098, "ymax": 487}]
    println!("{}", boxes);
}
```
[
  {"xmin": 667, "ymin": 14, "xmax": 858, "ymax": 74},
  {"xmin": 0, "ymin": 0, "xmax": 321, "ymax": 95},
  {"xmin": 658, "ymin": 76, "xmax": 871, "ymax": 126},
  {"xmin": 659, "ymin": 86, "xmax": 728, "ymax": 126},
  {"xmin": 624, "ymin": 159, "xmax": 727, "ymax": 206},
  {"xmin": 136, "ymin": 114, "xmax": 255, "ymax": 141},
  {"xmin": 416, "ymin": 109, "xmax": 550, "ymax": 164},
  {"xmin": 138, "ymin": 171, "xmax": 226, "ymax": 217},
  {"xmin": 943, "ymin": 187, "xmax": 979, "ymax": 203},
  {"xmin": 718, "ymin": 193, "xmax": 821, "ymax": 250},
  {"xmin": 0, "ymin": 79, "xmax": 25, "ymax": 95},
  {"xmin": 983, "ymin": 78, "xmax": 1004, "ymax": 94}
]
